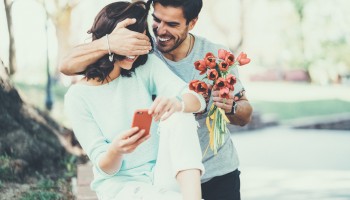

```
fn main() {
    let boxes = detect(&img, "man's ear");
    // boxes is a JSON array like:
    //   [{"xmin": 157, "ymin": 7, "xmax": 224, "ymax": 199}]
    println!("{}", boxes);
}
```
[{"xmin": 188, "ymin": 17, "xmax": 198, "ymax": 31}]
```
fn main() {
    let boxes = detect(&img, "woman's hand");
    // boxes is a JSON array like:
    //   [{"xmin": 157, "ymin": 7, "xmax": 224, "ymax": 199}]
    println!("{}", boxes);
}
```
[
  {"xmin": 110, "ymin": 127, "xmax": 150, "ymax": 155},
  {"xmin": 148, "ymin": 96, "xmax": 182, "ymax": 121}
]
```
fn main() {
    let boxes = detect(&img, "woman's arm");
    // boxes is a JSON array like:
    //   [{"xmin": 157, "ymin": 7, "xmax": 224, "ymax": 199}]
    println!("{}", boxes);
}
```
[
  {"xmin": 99, "ymin": 127, "xmax": 150, "ymax": 174},
  {"xmin": 64, "ymin": 91, "xmax": 149, "ymax": 175}
]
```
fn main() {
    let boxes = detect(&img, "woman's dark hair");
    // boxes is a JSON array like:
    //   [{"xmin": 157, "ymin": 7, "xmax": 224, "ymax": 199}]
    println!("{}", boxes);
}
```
[{"xmin": 84, "ymin": 1, "xmax": 153, "ymax": 81}]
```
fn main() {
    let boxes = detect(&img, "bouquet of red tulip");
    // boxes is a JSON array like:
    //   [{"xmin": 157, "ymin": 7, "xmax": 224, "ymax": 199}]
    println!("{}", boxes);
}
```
[{"xmin": 189, "ymin": 49, "xmax": 250, "ymax": 154}]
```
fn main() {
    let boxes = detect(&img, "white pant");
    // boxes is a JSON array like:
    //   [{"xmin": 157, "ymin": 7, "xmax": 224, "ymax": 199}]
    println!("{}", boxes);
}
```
[{"xmin": 113, "ymin": 113, "xmax": 204, "ymax": 200}]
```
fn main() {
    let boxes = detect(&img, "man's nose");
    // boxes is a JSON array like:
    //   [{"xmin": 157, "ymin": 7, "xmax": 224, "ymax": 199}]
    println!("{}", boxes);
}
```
[{"xmin": 156, "ymin": 22, "xmax": 167, "ymax": 35}]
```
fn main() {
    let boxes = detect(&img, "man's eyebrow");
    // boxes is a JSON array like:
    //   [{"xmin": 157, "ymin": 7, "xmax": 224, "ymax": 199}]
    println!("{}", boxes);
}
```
[
  {"xmin": 151, "ymin": 14, "xmax": 159, "ymax": 20},
  {"xmin": 151, "ymin": 14, "xmax": 180, "ymax": 26}
]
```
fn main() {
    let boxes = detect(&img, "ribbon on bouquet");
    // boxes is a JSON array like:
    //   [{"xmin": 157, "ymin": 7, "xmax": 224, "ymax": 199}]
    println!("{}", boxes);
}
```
[{"xmin": 203, "ymin": 104, "xmax": 230, "ymax": 157}]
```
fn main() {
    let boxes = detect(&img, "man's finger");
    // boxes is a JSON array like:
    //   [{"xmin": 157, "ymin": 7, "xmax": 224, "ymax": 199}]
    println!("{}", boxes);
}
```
[
  {"xmin": 212, "ymin": 97, "xmax": 222, "ymax": 102},
  {"xmin": 211, "ymin": 90, "xmax": 220, "ymax": 97},
  {"xmin": 214, "ymin": 102, "xmax": 231, "ymax": 111},
  {"xmin": 132, "ymin": 32, "xmax": 151, "ymax": 41},
  {"xmin": 115, "ymin": 18, "xmax": 137, "ymax": 29}
]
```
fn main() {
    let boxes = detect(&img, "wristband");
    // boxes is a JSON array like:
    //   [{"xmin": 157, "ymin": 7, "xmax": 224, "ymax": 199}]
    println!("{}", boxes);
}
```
[
  {"xmin": 180, "ymin": 101, "xmax": 185, "ymax": 113},
  {"xmin": 105, "ymin": 34, "xmax": 114, "ymax": 62},
  {"xmin": 227, "ymin": 101, "xmax": 237, "ymax": 115}
]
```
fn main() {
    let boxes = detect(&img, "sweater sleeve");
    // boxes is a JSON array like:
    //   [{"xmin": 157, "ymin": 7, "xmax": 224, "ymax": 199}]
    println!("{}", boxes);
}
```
[
  {"xmin": 148, "ymin": 55, "xmax": 206, "ymax": 112},
  {"xmin": 64, "ymin": 89, "xmax": 117, "ymax": 176}
]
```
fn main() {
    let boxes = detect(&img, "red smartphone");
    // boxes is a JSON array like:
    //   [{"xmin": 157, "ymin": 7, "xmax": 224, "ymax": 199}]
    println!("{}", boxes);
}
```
[{"xmin": 131, "ymin": 109, "xmax": 153, "ymax": 135}]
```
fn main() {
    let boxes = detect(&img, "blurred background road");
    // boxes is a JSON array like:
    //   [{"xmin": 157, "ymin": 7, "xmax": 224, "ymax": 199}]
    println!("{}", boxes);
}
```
[{"xmin": 233, "ymin": 127, "xmax": 350, "ymax": 200}]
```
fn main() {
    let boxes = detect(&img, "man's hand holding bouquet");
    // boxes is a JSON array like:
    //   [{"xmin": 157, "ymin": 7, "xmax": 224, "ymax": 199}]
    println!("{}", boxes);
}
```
[{"xmin": 189, "ymin": 49, "xmax": 251, "ymax": 155}]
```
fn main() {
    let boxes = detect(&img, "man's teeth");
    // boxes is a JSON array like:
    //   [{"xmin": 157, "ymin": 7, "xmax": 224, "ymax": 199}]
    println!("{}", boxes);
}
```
[
  {"xmin": 126, "ymin": 56, "xmax": 135, "ymax": 59},
  {"xmin": 158, "ymin": 37, "xmax": 170, "ymax": 42}
]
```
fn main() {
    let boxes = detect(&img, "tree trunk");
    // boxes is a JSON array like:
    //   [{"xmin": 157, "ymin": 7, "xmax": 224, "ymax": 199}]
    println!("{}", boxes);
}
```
[
  {"xmin": 0, "ymin": 60, "xmax": 83, "ymax": 181},
  {"xmin": 4, "ymin": 0, "xmax": 16, "ymax": 75}
]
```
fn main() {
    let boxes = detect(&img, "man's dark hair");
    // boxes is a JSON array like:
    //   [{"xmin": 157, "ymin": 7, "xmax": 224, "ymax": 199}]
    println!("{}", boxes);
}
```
[
  {"xmin": 84, "ymin": 1, "xmax": 154, "ymax": 81},
  {"xmin": 152, "ymin": 0, "xmax": 203, "ymax": 24}
]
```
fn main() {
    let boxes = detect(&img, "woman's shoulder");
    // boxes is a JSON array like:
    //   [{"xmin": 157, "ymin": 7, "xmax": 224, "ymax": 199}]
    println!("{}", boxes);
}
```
[{"xmin": 135, "ymin": 53, "xmax": 166, "ymax": 74}]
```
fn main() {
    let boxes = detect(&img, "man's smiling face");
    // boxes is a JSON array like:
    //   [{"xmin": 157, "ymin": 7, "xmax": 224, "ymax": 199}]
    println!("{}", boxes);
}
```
[{"xmin": 151, "ymin": 3, "xmax": 191, "ymax": 54}]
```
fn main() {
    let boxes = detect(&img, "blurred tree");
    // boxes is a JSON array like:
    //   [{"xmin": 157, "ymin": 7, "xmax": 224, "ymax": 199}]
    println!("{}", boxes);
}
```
[
  {"xmin": 0, "ymin": 59, "xmax": 83, "ymax": 182},
  {"xmin": 290, "ymin": 0, "xmax": 310, "ymax": 69},
  {"xmin": 205, "ymin": 0, "xmax": 245, "ymax": 52},
  {"xmin": 3, "ymin": 0, "xmax": 17, "ymax": 75},
  {"xmin": 37, "ymin": 0, "xmax": 79, "ymax": 72}
]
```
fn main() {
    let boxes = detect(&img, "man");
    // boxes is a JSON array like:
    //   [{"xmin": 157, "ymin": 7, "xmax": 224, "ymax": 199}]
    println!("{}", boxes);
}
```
[{"xmin": 60, "ymin": 0, "xmax": 253, "ymax": 199}]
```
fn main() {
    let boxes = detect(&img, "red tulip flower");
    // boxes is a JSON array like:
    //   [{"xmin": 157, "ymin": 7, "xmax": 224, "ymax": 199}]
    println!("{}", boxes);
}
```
[
  {"xmin": 226, "ymin": 74, "xmax": 236, "ymax": 90},
  {"xmin": 218, "ymin": 61, "xmax": 229, "ymax": 72},
  {"xmin": 194, "ymin": 60, "xmax": 207, "ymax": 75},
  {"xmin": 218, "ymin": 49, "xmax": 229, "ymax": 60},
  {"xmin": 195, "ymin": 81, "xmax": 209, "ymax": 94},
  {"xmin": 219, "ymin": 87, "xmax": 230, "ymax": 99},
  {"xmin": 205, "ymin": 53, "xmax": 216, "ymax": 69},
  {"xmin": 205, "ymin": 52, "xmax": 215, "ymax": 58},
  {"xmin": 236, "ymin": 52, "xmax": 251, "ymax": 66},
  {"xmin": 214, "ymin": 77, "xmax": 226, "ymax": 90},
  {"xmin": 225, "ymin": 53, "xmax": 235, "ymax": 66},
  {"xmin": 207, "ymin": 69, "xmax": 219, "ymax": 81},
  {"xmin": 189, "ymin": 80, "xmax": 200, "ymax": 91}
]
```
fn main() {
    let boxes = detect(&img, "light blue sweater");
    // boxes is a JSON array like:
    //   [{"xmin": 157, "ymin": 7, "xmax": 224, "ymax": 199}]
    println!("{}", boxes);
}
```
[{"xmin": 64, "ymin": 54, "xmax": 194, "ymax": 197}]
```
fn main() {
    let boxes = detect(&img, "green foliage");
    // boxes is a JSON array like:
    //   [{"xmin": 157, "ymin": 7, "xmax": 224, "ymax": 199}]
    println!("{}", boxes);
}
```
[
  {"xmin": 290, "ymin": 0, "xmax": 307, "ymax": 20},
  {"xmin": 322, "ymin": 37, "xmax": 350, "ymax": 70},
  {"xmin": 0, "ymin": 155, "xmax": 16, "ymax": 181},
  {"xmin": 19, "ymin": 179, "xmax": 65, "ymax": 200},
  {"xmin": 19, "ymin": 190, "xmax": 62, "ymax": 200},
  {"xmin": 62, "ymin": 155, "xmax": 77, "ymax": 178},
  {"xmin": 252, "ymin": 99, "xmax": 350, "ymax": 121}
]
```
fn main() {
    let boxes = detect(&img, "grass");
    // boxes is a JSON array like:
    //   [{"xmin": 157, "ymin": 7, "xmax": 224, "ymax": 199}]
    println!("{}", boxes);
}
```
[
  {"xmin": 252, "ymin": 99, "xmax": 350, "ymax": 122},
  {"xmin": 0, "ymin": 155, "xmax": 18, "ymax": 181},
  {"xmin": 19, "ymin": 179, "xmax": 66, "ymax": 200}
]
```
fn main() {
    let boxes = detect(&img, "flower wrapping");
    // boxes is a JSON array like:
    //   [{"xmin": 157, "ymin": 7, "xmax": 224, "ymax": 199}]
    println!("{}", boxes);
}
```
[{"xmin": 189, "ymin": 49, "xmax": 250, "ymax": 155}]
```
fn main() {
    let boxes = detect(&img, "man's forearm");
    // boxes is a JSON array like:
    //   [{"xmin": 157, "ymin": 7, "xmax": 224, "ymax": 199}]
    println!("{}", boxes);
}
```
[
  {"xmin": 59, "ymin": 37, "xmax": 107, "ymax": 75},
  {"xmin": 227, "ymin": 99, "xmax": 253, "ymax": 126}
]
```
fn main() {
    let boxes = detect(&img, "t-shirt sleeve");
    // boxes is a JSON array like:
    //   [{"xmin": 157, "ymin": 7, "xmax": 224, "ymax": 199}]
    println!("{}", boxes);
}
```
[{"xmin": 64, "ymin": 89, "xmax": 117, "ymax": 176}]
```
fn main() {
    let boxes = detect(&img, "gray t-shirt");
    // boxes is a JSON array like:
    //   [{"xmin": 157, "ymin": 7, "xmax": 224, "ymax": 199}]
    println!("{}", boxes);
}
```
[{"xmin": 154, "ymin": 35, "xmax": 243, "ymax": 183}]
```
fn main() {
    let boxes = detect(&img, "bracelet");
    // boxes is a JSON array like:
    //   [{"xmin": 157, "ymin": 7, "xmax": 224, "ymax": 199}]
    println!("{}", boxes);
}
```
[
  {"xmin": 180, "ymin": 101, "xmax": 185, "ymax": 113},
  {"xmin": 105, "ymin": 34, "xmax": 114, "ymax": 62},
  {"xmin": 227, "ymin": 101, "xmax": 237, "ymax": 115}
]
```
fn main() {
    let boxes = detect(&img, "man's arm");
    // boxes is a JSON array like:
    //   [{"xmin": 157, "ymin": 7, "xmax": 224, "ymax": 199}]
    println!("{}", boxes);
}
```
[
  {"xmin": 212, "ymin": 91, "xmax": 253, "ymax": 126},
  {"xmin": 226, "ymin": 95, "xmax": 253, "ymax": 126},
  {"xmin": 59, "ymin": 18, "xmax": 152, "ymax": 75}
]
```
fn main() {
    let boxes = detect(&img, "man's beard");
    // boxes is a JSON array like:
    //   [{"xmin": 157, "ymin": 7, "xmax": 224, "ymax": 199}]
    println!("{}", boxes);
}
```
[{"xmin": 153, "ymin": 28, "xmax": 186, "ymax": 54}]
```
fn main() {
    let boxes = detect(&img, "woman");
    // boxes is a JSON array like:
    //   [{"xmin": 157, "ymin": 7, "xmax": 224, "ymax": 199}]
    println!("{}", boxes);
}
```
[{"xmin": 64, "ymin": 1, "xmax": 205, "ymax": 200}]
